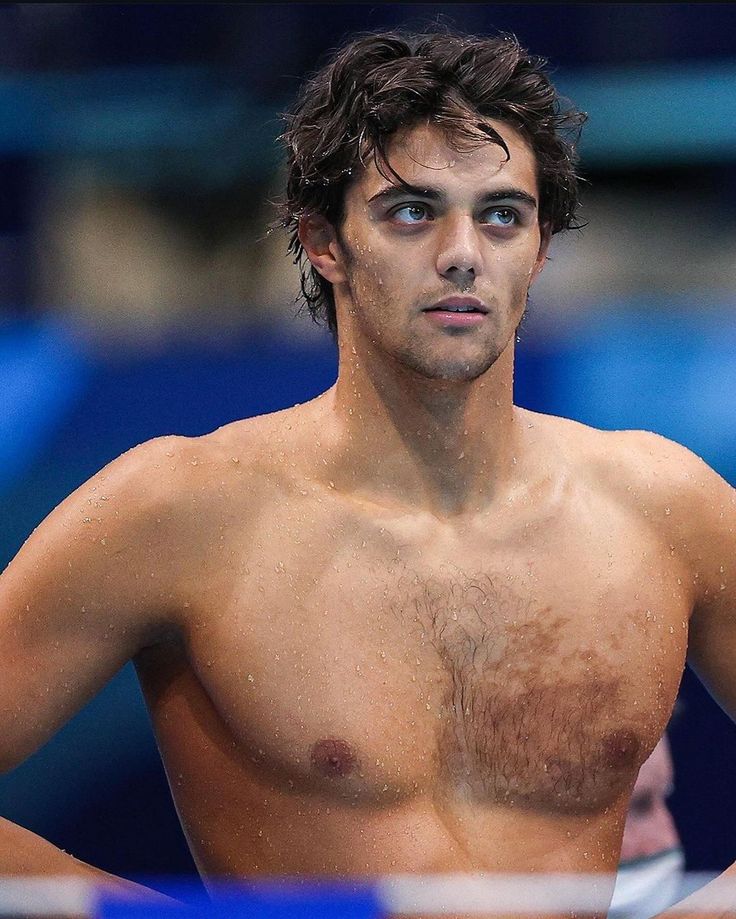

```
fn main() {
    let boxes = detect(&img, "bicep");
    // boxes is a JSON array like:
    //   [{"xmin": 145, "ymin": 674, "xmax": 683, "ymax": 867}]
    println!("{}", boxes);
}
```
[
  {"xmin": 688, "ymin": 599, "xmax": 736, "ymax": 720},
  {"xmin": 682, "ymin": 465, "xmax": 736, "ymax": 719},
  {"xmin": 0, "ymin": 444, "xmax": 182, "ymax": 771}
]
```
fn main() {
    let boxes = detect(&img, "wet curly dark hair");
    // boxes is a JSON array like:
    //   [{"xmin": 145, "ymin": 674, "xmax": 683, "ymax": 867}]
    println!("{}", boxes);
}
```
[{"xmin": 278, "ymin": 27, "xmax": 586, "ymax": 339}]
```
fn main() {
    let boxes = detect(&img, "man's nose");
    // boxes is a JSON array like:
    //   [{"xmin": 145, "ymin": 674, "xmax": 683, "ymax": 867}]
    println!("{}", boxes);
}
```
[{"xmin": 436, "ymin": 216, "xmax": 483, "ymax": 289}]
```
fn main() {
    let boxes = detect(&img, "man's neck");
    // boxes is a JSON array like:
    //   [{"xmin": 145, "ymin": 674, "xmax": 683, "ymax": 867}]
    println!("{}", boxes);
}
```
[{"xmin": 313, "ymin": 343, "xmax": 522, "ymax": 520}]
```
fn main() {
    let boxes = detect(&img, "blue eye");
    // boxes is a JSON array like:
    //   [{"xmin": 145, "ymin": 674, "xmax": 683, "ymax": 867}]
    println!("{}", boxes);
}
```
[
  {"xmin": 484, "ymin": 207, "xmax": 517, "ymax": 227},
  {"xmin": 392, "ymin": 204, "xmax": 430, "ymax": 224}
]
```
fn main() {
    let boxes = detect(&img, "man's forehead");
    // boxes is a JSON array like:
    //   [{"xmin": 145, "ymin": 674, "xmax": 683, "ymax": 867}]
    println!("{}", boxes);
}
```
[{"xmin": 357, "ymin": 120, "xmax": 538, "ymax": 197}]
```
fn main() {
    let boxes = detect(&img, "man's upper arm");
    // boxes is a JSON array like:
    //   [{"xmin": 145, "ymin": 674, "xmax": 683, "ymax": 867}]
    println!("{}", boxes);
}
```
[
  {"xmin": 662, "ymin": 439, "xmax": 736, "ymax": 717},
  {"xmin": 0, "ymin": 436, "xmax": 188, "ymax": 772}
]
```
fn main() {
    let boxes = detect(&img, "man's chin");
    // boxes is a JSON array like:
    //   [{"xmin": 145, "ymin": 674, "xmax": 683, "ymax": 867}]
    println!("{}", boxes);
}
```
[{"xmin": 401, "ymin": 351, "xmax": 502, "ymax": 384}]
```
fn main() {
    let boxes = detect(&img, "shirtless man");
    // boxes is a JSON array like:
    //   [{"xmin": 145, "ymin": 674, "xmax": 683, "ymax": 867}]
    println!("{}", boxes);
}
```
[{"xmin": 1, "ymin": 27, "xmax": 735, "ymax": 919}]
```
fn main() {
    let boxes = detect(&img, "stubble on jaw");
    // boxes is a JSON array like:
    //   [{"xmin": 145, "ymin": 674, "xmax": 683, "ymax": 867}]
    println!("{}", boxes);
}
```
[{"xmin": 393, "ymin": 329, "xmax": 509, "ymax": 384}]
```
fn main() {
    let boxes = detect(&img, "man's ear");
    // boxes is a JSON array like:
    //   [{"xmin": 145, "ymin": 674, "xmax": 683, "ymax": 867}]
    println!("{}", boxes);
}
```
[
  {"xmin": 530, "ymin": 222, "xmax": 552, "ymax": 284},
  {"xmin": 298, "ymin": 214, "xmax": 347, "ymax": 286}
]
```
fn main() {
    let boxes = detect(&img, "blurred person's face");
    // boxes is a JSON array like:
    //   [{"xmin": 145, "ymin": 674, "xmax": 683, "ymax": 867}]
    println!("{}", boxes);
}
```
[
  {"xmin": 303, "ymin": 120, "xmax": 548, "ymax": 381},
  {"xmin": 620, "ymin": 734, "xmax": 679, "ymax": 860}
]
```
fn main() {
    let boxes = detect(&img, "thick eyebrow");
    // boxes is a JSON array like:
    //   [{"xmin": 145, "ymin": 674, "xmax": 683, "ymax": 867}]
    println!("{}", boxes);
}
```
[{"xmin": 366, "ymin": 183, "xmax": 538, "ymax": 210}]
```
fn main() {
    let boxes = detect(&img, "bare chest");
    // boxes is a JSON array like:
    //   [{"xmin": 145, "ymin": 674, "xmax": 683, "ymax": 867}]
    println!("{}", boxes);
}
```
[{"xmin": 183, "ymin": 518, "xmax": 690, "ymax": 816}]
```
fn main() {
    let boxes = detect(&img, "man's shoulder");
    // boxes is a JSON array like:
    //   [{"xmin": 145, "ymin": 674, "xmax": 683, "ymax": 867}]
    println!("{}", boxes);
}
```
[
  {"xmin": 106, "ymin": 408, "xmax": 300, "ymax": 509},
  {"xmin": 533, "ymin": 410, "xmax": 732, "ymax": 524}
]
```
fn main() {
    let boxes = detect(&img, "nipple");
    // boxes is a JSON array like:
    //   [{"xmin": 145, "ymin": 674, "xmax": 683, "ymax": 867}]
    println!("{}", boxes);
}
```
[
  {"xmin": 310, "ymin": 738, "xmax": 358, "ymax": 778},
  {"xmin": 600, "ymin": 729, "xmax": 641, "ymax": 769}
]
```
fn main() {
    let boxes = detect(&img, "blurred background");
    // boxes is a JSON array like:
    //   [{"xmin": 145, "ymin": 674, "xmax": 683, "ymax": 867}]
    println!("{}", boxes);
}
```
[{"xmin": 0, "ymin": 0, "xmax": 735, "ymax": 888}]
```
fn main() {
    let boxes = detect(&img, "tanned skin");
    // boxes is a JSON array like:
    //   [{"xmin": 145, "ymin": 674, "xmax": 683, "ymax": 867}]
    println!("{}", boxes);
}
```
[{"xmin": 1, "ymin": 121, "xmax": 734, "ymax": 919}]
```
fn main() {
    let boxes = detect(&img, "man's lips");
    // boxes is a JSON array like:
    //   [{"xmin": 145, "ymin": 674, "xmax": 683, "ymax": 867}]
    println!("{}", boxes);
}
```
[
  {"xmin": 422, "ymin": 296, "xmax": 489, "ymax": 314},
  {"xmin": 422, "ymin": 295, "xmax": 489, "ymax": 329}
]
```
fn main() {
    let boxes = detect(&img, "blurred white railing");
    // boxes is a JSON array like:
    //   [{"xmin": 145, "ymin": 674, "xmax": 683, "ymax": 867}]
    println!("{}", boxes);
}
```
[{"xmin": 0, "ymin": 872, "xmax": 730, "ymax": 916}]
